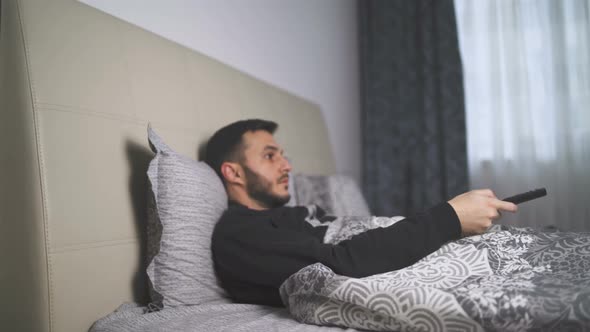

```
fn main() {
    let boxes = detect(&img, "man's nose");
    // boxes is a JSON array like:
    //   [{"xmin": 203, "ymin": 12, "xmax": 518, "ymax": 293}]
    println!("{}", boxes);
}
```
[{"xmin": 281, "ymin": 156, "xmax": 292, "ymax": 172}]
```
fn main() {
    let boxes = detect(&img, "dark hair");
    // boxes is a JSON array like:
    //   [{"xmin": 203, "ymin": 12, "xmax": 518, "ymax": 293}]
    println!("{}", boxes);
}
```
[{"xmin": 205, "ymin": 119, "xmax": 278, "ymax": 182}]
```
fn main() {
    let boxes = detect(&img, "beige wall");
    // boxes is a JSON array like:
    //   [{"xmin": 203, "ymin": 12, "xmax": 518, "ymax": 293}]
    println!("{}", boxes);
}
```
[{"xmin": 80, "ymin": 0, "xmax": 362, "ymax": 183}]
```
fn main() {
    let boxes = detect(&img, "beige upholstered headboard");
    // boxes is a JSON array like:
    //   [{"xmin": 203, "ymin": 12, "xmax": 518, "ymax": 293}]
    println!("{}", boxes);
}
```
[{"xmin": 0, "ymin": 1, "xmax": 336, "ymax": 331}]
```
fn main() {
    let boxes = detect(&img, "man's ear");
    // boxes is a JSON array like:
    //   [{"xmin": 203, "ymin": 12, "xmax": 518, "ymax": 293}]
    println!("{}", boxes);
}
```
[{"xmin": 221, "ymin": 162, "xmax": 245, "ymax": 185}]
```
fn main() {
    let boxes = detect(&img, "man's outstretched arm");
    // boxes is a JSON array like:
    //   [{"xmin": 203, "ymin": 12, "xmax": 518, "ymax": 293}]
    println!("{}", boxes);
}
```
[
  {"xmin": 212, "ymin": 189, "xmax": 517, "ymax": 305},
  {"xmin": 214, "ymin": 203, "xmax": 458, "ymax": 291}
]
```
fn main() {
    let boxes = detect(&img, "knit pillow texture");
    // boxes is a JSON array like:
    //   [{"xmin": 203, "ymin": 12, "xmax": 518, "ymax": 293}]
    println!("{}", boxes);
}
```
[
  {"xmin": 146, "ymin": 125, "xmax": 229, "ymax": 307},
  {"xmin": 291, "ymin": 174, "xmax": 371, "ymax": 217}
]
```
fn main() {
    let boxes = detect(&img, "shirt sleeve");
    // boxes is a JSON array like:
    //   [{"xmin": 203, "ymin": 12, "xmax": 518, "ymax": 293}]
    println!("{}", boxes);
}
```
[{"xmin": 213, "ymin": 202, "xmax": 461, "ymax": 291}]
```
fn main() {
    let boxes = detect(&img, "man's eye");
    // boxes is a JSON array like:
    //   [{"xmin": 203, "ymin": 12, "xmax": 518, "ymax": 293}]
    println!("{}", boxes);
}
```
[{"xmin": 265, "ymin": 153, "xmax": 274, "ymax": 160}]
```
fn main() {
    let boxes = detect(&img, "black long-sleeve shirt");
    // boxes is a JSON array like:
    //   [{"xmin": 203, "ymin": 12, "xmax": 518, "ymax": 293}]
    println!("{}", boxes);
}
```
[{"xmin": 211, "ymin": 202, "xmax": 461, "ymax": 306}]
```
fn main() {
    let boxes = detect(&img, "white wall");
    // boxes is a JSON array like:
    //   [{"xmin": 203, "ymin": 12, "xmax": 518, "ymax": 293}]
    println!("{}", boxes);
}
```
[{"xmin": 80, "ymin": 0, "xmax": 361, "ymax": 183}]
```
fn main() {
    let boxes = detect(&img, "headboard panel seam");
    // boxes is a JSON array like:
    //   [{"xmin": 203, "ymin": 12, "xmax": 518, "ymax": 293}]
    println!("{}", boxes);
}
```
[
  {"xmin": 36, "ymin": 106, "xmax": 220, "ymax": 138},
  {"xmin": 38, "ymin": 105, "xmax": 146, "ymax": 125},
  {"xmin": 51, "ymin": 238, "xmax": 139, "ymax": 254},
  {"xmin": 15, "ymin": 0, "xmax": 54, "ymax": 330}
]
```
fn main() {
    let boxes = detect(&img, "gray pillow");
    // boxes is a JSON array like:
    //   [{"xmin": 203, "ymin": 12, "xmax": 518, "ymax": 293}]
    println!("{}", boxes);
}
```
[
  {"xmin": 291, "ymin": 174, "xmax": 371, "ymax": 217},
  {"xmin": 146, "ymin": 125, "xmax": 229, "ymax": 307}
]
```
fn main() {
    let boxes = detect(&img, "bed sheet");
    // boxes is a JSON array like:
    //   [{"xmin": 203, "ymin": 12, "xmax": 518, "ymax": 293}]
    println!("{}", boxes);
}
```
[{"xmin": 90, "ymin": 302, "xmax": 361, "ymax": 332}]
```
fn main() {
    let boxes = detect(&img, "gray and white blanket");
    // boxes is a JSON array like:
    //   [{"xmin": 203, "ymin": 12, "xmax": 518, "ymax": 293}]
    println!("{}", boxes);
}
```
[{"xmin": 280, "ymin": 225, "xmax": 590, "ymax": 331}]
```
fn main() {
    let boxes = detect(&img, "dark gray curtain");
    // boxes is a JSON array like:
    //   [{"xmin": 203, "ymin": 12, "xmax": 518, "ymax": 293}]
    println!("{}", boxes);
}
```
[{"xmin": 360, "ymin": 0, "xmax": 468, "ymax": 216}]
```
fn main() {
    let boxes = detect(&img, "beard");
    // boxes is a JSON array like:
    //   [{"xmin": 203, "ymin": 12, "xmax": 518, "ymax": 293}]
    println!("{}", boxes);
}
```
[{"xmin": 242, "ymin": 165, "xmax": 290, "ymax": 209}]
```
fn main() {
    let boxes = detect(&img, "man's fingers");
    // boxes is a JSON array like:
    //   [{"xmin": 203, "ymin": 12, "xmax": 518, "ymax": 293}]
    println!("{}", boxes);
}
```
[
  {"xmin": 474, "ymin": 189, "xmax": 497, "ymax": 198},
  {"xmin": 490, "ymin": 198, "xmax": 518, "ymax": 212}
]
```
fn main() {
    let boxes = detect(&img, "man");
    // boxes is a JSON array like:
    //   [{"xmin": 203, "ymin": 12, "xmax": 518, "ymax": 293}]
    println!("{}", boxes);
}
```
[{"xmin": 206, "ymin": 119, "xmax": 517, "ymax": 307}]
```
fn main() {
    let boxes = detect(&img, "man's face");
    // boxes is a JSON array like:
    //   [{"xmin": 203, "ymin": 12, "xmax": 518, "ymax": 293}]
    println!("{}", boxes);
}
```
[{"xmin": 240, "ymin": 130, "xmax": 292, "ymax": 208}]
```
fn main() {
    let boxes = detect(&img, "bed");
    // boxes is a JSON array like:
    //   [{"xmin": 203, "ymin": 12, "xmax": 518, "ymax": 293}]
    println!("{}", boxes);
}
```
[
  {"xmin": 3, "ymin": 1, "xmax": 590, "ymax": 332},
  {"xmin": 1, "ymin": 0, "xmax": 337, "ymax": 331}
]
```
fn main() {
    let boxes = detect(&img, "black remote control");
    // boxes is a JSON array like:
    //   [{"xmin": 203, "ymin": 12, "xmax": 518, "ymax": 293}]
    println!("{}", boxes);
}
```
[{"xmin": 502, "ymin": 188, "xmax": 547, "ymax": 204}]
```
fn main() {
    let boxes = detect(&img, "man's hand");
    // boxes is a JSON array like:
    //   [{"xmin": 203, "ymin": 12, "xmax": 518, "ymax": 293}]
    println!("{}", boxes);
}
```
[{"xmin": 448, "ymin": 189, "xmax": 518, "ymax": 236}]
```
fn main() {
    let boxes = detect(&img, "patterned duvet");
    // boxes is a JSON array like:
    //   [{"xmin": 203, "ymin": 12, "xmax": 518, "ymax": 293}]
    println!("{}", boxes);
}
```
[{"xmin": 280, "ymin": 225, "xmax": 590, "ymax": 331}]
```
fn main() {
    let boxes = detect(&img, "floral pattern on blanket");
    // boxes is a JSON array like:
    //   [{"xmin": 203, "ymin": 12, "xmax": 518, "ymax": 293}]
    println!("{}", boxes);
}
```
[{"xmin": 280, "ymin": 225, "xmax": 590, "ymax": 331}]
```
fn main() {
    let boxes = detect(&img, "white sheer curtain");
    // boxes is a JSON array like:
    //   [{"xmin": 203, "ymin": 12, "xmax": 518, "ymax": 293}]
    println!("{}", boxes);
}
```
[{"xmin": 454, "ymin": 0, "xmax": 590, "ymax": 231}]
